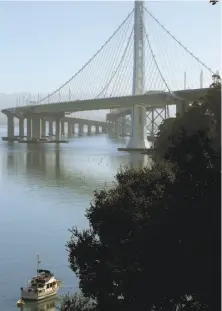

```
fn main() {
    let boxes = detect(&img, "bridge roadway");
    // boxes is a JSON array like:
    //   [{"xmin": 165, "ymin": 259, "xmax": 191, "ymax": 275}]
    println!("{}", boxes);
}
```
[
  {"xmin": 106, "ymin": 88, "xmax": 210, "ymax": 120},
  {"xmin": 1, "ymin": 88, "xmax": 209, "ymax": 141},
  {"xmin": 3, "ymin": 88, "xmax": 209, "ymax": 115},
  {"xmin": 40, "ymin": 116, "xmax": 107, "ymax": 131},
  {"xmin": 55, "ymin": 116, "xmax": 106, "ymax": 127}
]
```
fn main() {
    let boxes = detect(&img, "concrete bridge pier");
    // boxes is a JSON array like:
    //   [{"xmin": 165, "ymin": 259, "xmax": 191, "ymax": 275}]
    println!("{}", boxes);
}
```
[
  {"xmin": 27, "ymin": 117, "xmax": 32, "ymax": 140},
  {"xmin": 19, "ymin": 117, "xmax": 24, "ymax": 138},
  {"xmin": 48, "ymin": 120, "xmax": 53, "ymax": 135},
  {"xmin": 73, "ymin": 123, "xmax": 76, "ymax": 134},
  {"xmin": 78, "ymin": 124, "xmax": 83, "ymax": 136},
  {"xmin": 61, "ymin": 120, "xmax": 65, "ymax": 135},
  {"xmin": 87, "ymin": 125, "xmax": 92, "ymax": 135},
  {"xmin": 6, "ymin": 113, "xmax": 14, "ymax": 139},
  {"xmin": 120, "ymin": 119, "xmax": 125, "ymax": 136},
  {"xmin": 109, "ymin": 121, "xmax": 116, "ymax": 135},
  {"xmin": 112, "ymin": 122, "xmax": 116, "ymax": 135},
  {"xmin": 68, "ymin": 122, "xmax": 73, "ymax": 137},
  {"xmin": 55, "ymin": 118, "xmax": 61, "ymax": 140},
  {"xmin": 127, "ymin": 105, "xmax": 149, "ymax": 149},
  {"xmin": 120, "ymin": 118, "xmax": 129, "ymax": 137},
  {"xmin": 115, "ymin": 120, "xmax": 122, "ymax": 136},
  {"xmin": 95, "ymin": 125, "xmax": 100, "ymax": 134},
  {"xmin": 32, "ymin": 116, "xmax": 41, "ymax": 138},
  {"xmin": 101, "ymin": 126, "xmax": 106, "ymax": 134},
  {"xmin": 123, "ymin": 123, "xmax": 131, "ymax": 136},
  {"xmin": 107, "ymin": 121, "xmax": 116, "ymax": 136},
  {"xmin": 106, "ymin": 122, "xmax": 113, "ymax": 136},
  {"xmin": 41, "ymin": 119, "xmax": 46, "ymax": 137}
]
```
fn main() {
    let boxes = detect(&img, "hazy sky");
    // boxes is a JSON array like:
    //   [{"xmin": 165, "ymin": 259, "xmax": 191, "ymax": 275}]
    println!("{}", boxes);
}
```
[{"xmin": 0, "ymin": 1, "xmax": 221, "ymax": 95}]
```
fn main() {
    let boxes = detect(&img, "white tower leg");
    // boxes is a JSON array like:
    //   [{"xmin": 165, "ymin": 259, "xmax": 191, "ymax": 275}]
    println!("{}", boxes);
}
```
[{"xmin": 127, "ymin": 1, "xmax": 149, "ymax": 149}]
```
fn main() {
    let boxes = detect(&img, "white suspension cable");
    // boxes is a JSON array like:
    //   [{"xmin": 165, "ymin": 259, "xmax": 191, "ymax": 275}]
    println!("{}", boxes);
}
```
[
  {"xmin": 95, "ymin": 27, "xmax": 134, "ymax": 99},
  {"xmin": 144, "ymin": 7, "xmax": 215, "ymax": 75},
  {"xmin": 143, "ymin": 22, "xmax": 171, "ymax": 93},
  {"xmin": 35, "ymin": 9, "xmax": 134, "ymax": 104}
]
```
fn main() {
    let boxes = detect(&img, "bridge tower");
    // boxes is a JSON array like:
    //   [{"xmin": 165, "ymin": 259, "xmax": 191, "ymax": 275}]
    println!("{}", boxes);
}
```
[{"xmin": 127, "ymin": 0, "xmax": 149, "ymax": 149}]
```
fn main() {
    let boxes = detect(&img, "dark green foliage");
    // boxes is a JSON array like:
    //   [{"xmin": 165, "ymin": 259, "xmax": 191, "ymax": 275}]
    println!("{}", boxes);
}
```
[
  {"xmin": 65, "ymin": 79, "xmax": 221, "ymax": 311},
  {"xmin": 156, "ymin": 74, "xmax": 221, "ymax": 159},
  {"xmin": 155, "ymin": 117, "xmax": 177, "ymax": 157},
  {"xmin": 58, "ymin": 293, "xmax": 95, "ymax": 311}
]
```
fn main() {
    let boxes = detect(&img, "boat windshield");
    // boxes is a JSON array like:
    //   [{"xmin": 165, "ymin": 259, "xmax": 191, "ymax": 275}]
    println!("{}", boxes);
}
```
[{"xmin": 37, "ymin": 269, "xmax": 54, "ymax": 276}]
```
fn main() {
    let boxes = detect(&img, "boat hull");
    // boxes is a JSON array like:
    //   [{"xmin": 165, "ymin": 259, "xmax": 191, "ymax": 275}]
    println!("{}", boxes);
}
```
[{"xmin": 21, "ymin": 288, "xmax": 58, "ymax": 301}]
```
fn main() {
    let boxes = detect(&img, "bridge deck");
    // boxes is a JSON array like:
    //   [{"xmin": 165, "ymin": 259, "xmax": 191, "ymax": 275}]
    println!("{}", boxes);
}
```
[{"xmin": 2, "ymin": 88, "xmax": 209, "ymax": 116}]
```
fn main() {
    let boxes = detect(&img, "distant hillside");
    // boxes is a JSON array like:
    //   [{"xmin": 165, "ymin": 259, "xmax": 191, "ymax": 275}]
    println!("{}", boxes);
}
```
[
  {"xmin": 0, "ymin": 93, "xmax": 30, "ymax": 125},
  {"xmin": 0, "ymin": 93, "xmax": 31, "ymax": 108}
]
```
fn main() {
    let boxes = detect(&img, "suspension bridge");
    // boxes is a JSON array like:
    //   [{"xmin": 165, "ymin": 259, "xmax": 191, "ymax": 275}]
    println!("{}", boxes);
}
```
[{"xmin": 1, "ymin": 1, "xmax": 216, "ymax": 149}]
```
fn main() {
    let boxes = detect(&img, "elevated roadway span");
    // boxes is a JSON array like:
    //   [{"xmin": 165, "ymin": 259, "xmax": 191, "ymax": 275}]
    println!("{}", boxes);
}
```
[
  {"xmin": 3, "ymin": 88, "xmax": 209, "ymax": 115},
  {"xmin": 106, "ymin": 88, "xmax": 210, "ymax": 120}
]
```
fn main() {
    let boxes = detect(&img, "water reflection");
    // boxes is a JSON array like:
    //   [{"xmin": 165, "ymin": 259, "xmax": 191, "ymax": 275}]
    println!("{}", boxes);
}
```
[
  {"xmin": 19, "ymin": 296, "xmax": 57, "ymax": 311},
  {"xmin": 5, "ymin": 142, "xmax": 151, "ymax": 193},
  {"xmin": 128, "ymin": 152, "xmax": 151, "ymax": 170},
  {"xmin": 0, "ymin": 136, "xmax": 153, "ymax": 311},
  {"xmin": 6, "ymin": 145, "xmax": 86, "ymax": 191}
]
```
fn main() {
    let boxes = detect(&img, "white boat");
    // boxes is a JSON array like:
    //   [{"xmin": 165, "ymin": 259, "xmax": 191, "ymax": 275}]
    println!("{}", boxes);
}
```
[{"xmin": 20, "ymin": 255, "xmax": 60, "ymax": 301}]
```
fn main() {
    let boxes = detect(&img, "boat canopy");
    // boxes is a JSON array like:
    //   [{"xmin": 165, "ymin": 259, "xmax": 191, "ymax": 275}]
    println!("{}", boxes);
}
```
[{"xmin": 37, "ymin": 269, "xmax": 52, "ymax": 275}]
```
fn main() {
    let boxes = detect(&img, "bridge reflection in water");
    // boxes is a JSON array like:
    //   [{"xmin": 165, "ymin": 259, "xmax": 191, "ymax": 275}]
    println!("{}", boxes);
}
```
[
  {"xmin": 3, "ymin": 138, "xmax": 152, "ymax": 311},
  {"xmin": 6, "ymin": 141, "xmax": 152, "ymax": 193},
  {"xmin": 19, "ymin": 296, "xmax": 58, "ymax": 311}
]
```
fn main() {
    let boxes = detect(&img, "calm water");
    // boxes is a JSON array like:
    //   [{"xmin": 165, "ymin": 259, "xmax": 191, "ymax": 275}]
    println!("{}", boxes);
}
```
[{"xmin": 0, "ymin": 126, "xmax": 151, "ymax": 311}]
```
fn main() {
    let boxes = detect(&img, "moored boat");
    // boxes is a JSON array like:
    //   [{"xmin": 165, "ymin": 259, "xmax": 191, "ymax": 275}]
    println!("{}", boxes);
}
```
[{"xmin": 20, "ymin": 255, "xmax": 60, "ymax": 301}]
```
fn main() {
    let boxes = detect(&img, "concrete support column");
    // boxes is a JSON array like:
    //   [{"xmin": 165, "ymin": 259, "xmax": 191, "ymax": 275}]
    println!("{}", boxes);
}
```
[
  {"xmin": 95, "ymin": 125, "xmax": 100, "ymax": 134},
  {"xmin": 88, "ymin": 125, "xmax": 91, "ymax": 135},
  {"xmin": 27, "ymin": 117, "xmax": 32, "ymax": 140},
  {"xmin": 125, "ymin": 2, "xmax": 148, "ymax": 149},
  {"xmin": 73, "ymin": 124, "xmax": 76, "ymax": 134},
  {"xmin": 114, "ymin": 121, "xmax": 121, "ymax": 136},
  {"xmin": 48, "ymin": 120, "xmax": 53, "ymax": 135},
  {"xmin": 102, "ymin": 126, "xmax": 107, "ymax": 134},
  {"xmin": 113, "ymin": 123, "xmax": 116, "ymax": 135},
  {"xmin": 113, "ymin": 121, "xmax": 117, "ymax": 135},
  {"xmin": 32, "ymin": 116, "xmax": 41, "ymax": 138},
  {"xmin": 106, "ymin": 122, "xmax": 113, "ymax": 136},
  {"xmin": 55, "ymin": 118, "xmax": 61, "ymax": 141},
  {"xmin": 61, "ymin": 120, "xmax": 65, "ymax": 135},
  {"xmin": 115, "ymin": 121, "xmax": 122, "ymax": 136},
  {"xmin": 151, "ymin": 108, "xmax": 155, "ymax": 138},
  {"xmin": 109, "ymin": 122, "xmax": 115, "ymax": 135},
  {"xmin": 68, "ymin": 122, "xmax": 73, "ymax": 137},
  {"xmin": 122, "ymin": 123, "xmax": 129, "ymax": 136},
  {"xmin": 127, "ymin": 105, "xmax": 149, "ymax": 149},
  {"xmin": 121, "ymin": 118, "xmax": 125, "ymax": 136},
  {"xmin": 19, "ymin": 118, "xmax": 24, "ymax": 138},
  {"xmin": 78, "ymin": 124, "xmax": 83, "ymax": 136},
  {"xmin": 7, "ymin": 114, "xmax": 14, "ymax": 139},
  {"xmin": 41, "ymin": 119, "xmax": 46, "ymax": 137},
  {"xmin": 121, "ymin": 118, "xmax": 130, "ymax": 136}
]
